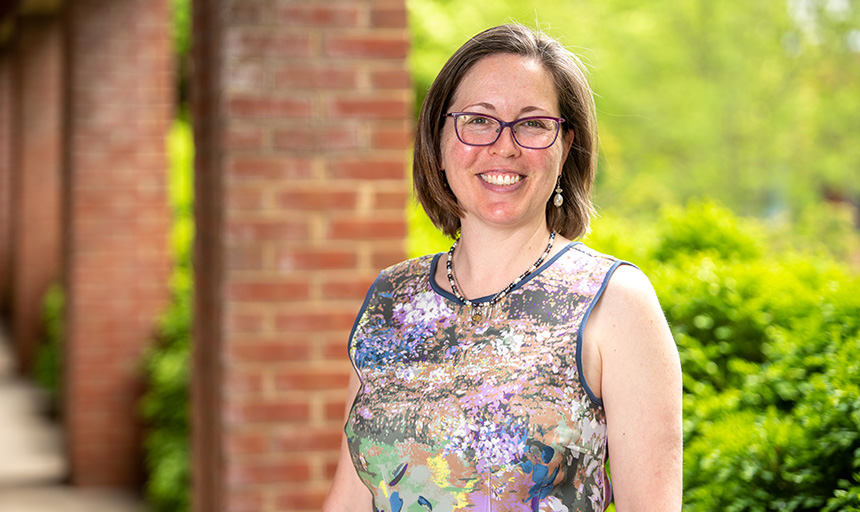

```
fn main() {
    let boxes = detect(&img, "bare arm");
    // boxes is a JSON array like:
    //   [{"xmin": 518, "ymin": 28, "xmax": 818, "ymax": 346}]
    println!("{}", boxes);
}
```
[
  {"xmin": 322, "ymin": 370, "xmax": 373, "ymax": 512},
  {"xmin": 586, "ymin": 265, "xmax": 683, "ymax": 511}
]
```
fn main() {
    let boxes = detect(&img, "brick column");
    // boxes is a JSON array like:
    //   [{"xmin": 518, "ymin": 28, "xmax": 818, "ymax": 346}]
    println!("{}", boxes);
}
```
[
  {"xmin": 192, "ymin": 1, "xmax": 411, "ymax": 510},
  {"xmin": 10, "ymin": 16, "xmax": 63, "ymax": 375},
  {"xmin": 0, "ymin": 49, "xmax": 12, "ymax": 317},
  {"xmin": 63, "ymin": 0, "xmax": 172, "ymax": 486}
]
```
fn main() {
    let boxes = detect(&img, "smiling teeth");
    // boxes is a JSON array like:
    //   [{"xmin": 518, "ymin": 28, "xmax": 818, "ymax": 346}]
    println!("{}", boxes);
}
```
[{"xmin": 481, "ymin": 174, "xmax": 521, "ymax": 186}]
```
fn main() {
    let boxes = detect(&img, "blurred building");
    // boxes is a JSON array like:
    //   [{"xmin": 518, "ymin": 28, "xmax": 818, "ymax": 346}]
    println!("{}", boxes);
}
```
[{"xmin": 0, "ymin": 0, "xmax": 411, "ymax": 510}]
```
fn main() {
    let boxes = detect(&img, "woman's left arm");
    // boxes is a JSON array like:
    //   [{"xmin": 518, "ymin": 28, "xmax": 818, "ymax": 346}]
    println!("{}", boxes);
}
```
[{"xmin": 590, "ymin": 265, "xmax": 683, "ymax": 511}]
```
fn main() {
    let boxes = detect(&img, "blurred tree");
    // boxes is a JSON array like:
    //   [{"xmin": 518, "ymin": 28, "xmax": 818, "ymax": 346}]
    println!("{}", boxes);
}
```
[{"xmin": 407, "ymin": 0, "xmax": 860, "ymax": 221}]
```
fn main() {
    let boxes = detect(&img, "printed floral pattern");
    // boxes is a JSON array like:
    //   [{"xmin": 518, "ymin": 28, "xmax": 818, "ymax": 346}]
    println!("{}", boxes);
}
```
[{"xmin": 346, "ymin": 243, "xmax": 623, "ymax": 512}]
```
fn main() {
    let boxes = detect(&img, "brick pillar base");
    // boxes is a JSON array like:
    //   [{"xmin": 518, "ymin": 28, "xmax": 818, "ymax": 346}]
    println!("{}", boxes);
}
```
[
  {"xmin": 10, "ymin": 16, "xmax": 63, "ymax": 375},
  {"xmin": 192, "ymin": 1, "xmax": 412, "ymax": 510},
  {"xmin": 63, "ymin": 0, "xmax": 172, "ymax": 486}
]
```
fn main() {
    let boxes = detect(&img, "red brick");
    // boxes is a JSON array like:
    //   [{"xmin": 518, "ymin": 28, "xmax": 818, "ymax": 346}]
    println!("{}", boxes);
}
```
[
  {"xmin": 228, "ymin": 280, "xmax": 310, "ymax": 302},
  {"xmin": 321, "ymin": 335, "xmax": 351, "ymax": 361},
  {"xmin": 274, "ymin": 66, "xmax": 358, "ymax": 90},
  {"xmin": 226, "ymin": 311, "xmax": 266, "ymax": 333},
  {"xmin": 329, "ymin": 219, "xmax": 407, "ymax": 240},
  {"xmin": 371, "ymin": 68, "xmax": 412, "ymax": 89},
  {"xmin": 323, "ymin": 458, "xmax": 339, "ymax": 479},
  {"xmin": 227, "ymin": 187, "xmax": 265, "ymax": 210},
  {"xmin": 372, "ymin": 126, "xmax": 413, "ymax": 149},
  {"xmin": 226, "ymin": 369, "xmax": 266, "ymax": 394},
  {"xmin": 226, "ymin": 245, "xmax": 266, "ymax": 270},
  {"xmin": 273, "ymin": 125, "xmax": 359, "ymax": 152},
  {"xmin": 324, "ymin": 398, "xmax": 348, "ymax": 421},
  {"xmin": 275, "ymin": 310, "xmax": 357, "ymax": 332},
  {"xmin": 227, "ymin": 431, "xmax": 269, "ymax": 455},
  {"xmin": 274, "ymin": 368, "xmax": 349, "ymax": 391},
  {"xmin": 229, "ymin": 400, "xmax": 310, "ymax": 424},
  {"xmin": 325, "ymin": 34, "xmax": 409, "ymax": 59},
  {"xmin": 371, "ymin": 7, "xmax": 409, "ymax": 28},
  {"xmin": 228, "ymin": 220, "xmax": 309, "ymax": 241},
  {"xmin": 276, "ymin": 189, "xmax": 357, "ymax": 210},
  {"xmin": 276, "ymin": 248, "xmax": 358, "ymax": 270},
  {"xmin": 275, "ymin": 489, "xmax": 328, "ymax": 511},
  {"xmin": 271, "ymin": 428, "xmax": 342, "ymax": 452},
  {"xmin": 228, "ymin": 96, "xmax": 312, "ymax": 119},
  {"xmin": 373, "ymin": 247, "xmax": 408, "ymax": 268},
  {"xmin": 229, "ymin": 156, "xmax": 313, "ymax": 179},
  {"xmin": 224, "ymin": 491, "xmax": 265, "ymax": 512},
  {"xmin": 227, "ymin": 2, "xmax": 273, "ymax": 24},
  {"xmin": 375, "ymin": 190, "xmax": 409, "ymax": 210},
  {"xmin": 329, "ymin": 97, "xmax": 410, "ymax": 119},
  {"xmin": 322, "ymin": 276, "xmax": 376, "ymax": 300},
  {"xmin": 277, "ymin": 5, "xmax": 360, "ymax": 27},
  {"xmin": 225, "ymin": 125, "xmax": 266, "ymax": 150},
  {"xmin": 328, "ymin": 158, "xmax": 405, "ymax": 180},
  {"xmin": 228, "ymin": 460, "xmax": 311, "ymax": 485},
  {"xmin": 225, "ymin": 30, "xmax": 312, "ymax": 58},
  {"xmin": 229, "ymin": 340, "xmax": 311, "ymax": 363}
]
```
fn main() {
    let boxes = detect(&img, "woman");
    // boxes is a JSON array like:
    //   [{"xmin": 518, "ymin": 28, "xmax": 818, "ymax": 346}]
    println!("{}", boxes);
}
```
[{"xmin": 324, "ymin": 24, "xmax": 682, "ymax": 511}]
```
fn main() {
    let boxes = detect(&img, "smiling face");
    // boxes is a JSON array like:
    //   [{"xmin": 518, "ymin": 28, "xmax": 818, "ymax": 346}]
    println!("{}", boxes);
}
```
[{"xmin": 440, "ymin": 53, "xmax": 572, "ymax": 235}]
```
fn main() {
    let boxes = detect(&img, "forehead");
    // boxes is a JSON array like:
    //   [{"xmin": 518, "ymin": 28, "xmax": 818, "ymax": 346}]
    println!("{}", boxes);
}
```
[{"xmin": 451, "ymin": 53, "xmax": 559, "ymax": 114}]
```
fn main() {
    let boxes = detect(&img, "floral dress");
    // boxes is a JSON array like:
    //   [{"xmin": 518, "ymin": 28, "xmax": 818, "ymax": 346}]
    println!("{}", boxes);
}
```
[{"xmin": 346, "ymin": 243, "xmax": 627, "ymax": 512}]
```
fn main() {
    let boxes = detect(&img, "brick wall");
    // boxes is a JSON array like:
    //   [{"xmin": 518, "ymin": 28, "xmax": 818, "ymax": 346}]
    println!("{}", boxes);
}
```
[
  {"xmin": 10, "ymin": 16, "xmax": 63, "ymax": 375},
  {"xmin": 192, "ymin": 1, "xmax": 412, "ymax": 510},
  {"xmin": 0, "ymin": 50, "xmax": 11, "ymax": 316},
  {"xmin": 63, "ymin": 0, "xmax": 172, "ymax": 486}
]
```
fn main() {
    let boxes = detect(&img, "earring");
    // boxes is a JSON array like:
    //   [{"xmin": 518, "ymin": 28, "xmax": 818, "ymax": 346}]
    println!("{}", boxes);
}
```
[{"xmin": 553, "ymin": 176, "xmax": 563, "ymax": 208}]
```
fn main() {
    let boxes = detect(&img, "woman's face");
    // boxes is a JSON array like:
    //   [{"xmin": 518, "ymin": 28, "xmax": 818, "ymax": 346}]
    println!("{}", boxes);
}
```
[{"xmin": 440, "ymin": 53, "xmax": 572, "ymax": 234}]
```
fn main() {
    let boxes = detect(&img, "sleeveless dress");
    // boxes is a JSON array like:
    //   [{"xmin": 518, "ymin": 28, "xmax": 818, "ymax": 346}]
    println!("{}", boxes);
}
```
[{"xmin": 346, "ymin": 242, "xmax": 629, "ymax": 512}]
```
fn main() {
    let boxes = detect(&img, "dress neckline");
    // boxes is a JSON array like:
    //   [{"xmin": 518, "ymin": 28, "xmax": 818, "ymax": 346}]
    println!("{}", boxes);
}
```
[{"xmin": 428, "ymin": 241, "xmax": 582, "ymax": 306}]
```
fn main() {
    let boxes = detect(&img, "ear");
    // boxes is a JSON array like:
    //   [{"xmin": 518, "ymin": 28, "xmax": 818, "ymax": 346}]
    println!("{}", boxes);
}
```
[{"xmin": 561, "ymin": 129, "xmax": 575, "ymax": 164}]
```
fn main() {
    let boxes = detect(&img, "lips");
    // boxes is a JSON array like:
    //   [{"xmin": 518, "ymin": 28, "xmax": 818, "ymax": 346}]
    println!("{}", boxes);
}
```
[{"xmin": 479, "ymin": 173, "xmax": 522, "ymax": 186}]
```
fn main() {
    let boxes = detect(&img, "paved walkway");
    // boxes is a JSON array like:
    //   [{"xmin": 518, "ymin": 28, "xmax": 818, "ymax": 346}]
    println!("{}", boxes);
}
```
[{"xmin": 0, "ymin": 326, "xmax": 145, "ymax": 512}]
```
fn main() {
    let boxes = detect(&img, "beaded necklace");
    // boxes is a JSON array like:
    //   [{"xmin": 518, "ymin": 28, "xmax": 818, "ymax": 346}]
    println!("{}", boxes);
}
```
[{"xmin": 446, "ymin": 231, "xmax": 556, "ymax": 322}]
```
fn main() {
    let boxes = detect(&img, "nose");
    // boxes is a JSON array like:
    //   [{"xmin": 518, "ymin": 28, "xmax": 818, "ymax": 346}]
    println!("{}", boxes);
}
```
[{"xmin": 490, "ymin": 125, "xmax": 521, "ymax": 157}]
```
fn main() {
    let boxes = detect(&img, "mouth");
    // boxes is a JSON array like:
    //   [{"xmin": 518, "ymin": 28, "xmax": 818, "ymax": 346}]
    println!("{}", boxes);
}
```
[{"xmin": 479, "ymin": 172, "xmax": 522, "ymax": 186}]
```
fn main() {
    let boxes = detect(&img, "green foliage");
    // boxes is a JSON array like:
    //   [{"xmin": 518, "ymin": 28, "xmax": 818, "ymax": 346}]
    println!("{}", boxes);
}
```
[
  {"xmin": 585, "ymin": 201, "xmax": 860, "ymax": 511},
  {"xmin": 33, "ymin": 284, "xmax": 65, "ymax": 402},
  {"xmin": 407, "ymin": 0, "xmax": 860, "ymax": 221},
  {"xmin": 141, "ymin": 118, "xmax": 193, "ymax": 512}
]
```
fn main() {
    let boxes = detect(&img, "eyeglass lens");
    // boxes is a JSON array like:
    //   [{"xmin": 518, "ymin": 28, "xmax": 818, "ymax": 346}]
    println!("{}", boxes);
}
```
[{"xmin": 454, "ymin": 114, "xmax": 560, "ymax": 149}]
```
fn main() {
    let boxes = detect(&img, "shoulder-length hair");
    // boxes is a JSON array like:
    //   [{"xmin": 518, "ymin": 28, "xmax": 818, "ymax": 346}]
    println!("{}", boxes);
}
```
[{"xmin": 413, "ymin": 24, "xmax": 598, "ymax": 240}]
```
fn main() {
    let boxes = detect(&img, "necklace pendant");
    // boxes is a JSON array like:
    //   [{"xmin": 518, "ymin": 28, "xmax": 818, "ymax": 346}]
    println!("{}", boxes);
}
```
[{"xmin": 471, "ymin": 304, "xmax": 486, "ymax": 323}]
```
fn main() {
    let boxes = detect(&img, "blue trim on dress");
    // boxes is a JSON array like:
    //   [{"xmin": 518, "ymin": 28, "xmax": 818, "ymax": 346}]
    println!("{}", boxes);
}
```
[
  {"xmin": 347, "ymin": 272, "xmax": 383, "ymax": 379},
  {"xmin": 428, "ymin": 241, "xmax": 583, "ymax": 305},
  {"xmin": 576, "ymin": 259, "xmax": 635, "ymax": 407}
]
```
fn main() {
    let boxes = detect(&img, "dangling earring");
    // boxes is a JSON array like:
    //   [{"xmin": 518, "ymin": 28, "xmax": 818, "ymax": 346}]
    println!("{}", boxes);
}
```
[{"xmin": 553, "ymin": 176, "xmax": 564, "ymax": 208}]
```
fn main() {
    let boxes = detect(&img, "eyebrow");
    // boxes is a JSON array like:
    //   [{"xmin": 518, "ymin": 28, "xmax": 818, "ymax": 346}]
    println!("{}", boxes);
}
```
[{"xmin": 461, "ymin": 102, "xmax": 553, "ymax": 116}]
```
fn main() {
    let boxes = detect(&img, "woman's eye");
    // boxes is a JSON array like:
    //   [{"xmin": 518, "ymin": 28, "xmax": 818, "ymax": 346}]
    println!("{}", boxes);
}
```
[{"xmin": 523, "ymin": 119, "xmax": 548, "ymax": 129}]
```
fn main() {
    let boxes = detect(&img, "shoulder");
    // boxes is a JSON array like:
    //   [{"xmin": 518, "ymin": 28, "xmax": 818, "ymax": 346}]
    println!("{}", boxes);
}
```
[
  {"xmin": 591, "ymin": 264, "xmax": 672, "ymax": 356},
  {"xmin": 379, "ymin": 253, "xmax": 437, "ymax": 278},
  {"xmin": 364, "ymin": 253, "xmax": 440, "ymax": 300}
]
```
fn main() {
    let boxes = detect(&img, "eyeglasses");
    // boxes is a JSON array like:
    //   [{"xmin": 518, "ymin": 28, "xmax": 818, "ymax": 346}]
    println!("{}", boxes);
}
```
[{"xmin": 443, "ymin": 112, "xmax": 565, "ymax": 150}]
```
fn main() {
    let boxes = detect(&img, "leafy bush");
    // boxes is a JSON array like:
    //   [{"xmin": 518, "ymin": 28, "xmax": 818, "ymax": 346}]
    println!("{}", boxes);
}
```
[
  {"xmin": 587, "ymin": 200, "xmax": 860, "ymax": 511},
  {"xmin": 141, "ymin": 118, "xmax": 193, "ymax": 512},
  {"xmin": 34, "ymin": 283, "xmax": 65, "ymax": 404}
]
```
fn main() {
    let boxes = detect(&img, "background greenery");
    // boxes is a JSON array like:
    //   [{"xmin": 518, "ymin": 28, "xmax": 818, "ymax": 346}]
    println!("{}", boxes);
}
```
[{"xmin": 136, "ymin": 0, "xmax": 860, "ymax": 510}]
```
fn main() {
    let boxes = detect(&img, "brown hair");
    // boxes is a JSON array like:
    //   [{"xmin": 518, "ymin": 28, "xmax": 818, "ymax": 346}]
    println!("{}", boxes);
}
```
[{"xmin": 413, "ymin": 24, "xmax": 598, "ymax": 239}]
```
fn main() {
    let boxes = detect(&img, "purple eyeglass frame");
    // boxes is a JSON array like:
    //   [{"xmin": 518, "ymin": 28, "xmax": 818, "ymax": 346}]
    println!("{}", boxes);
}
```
[{"xmin": 442, "ymin": 112, "xmax": 566, "ymax": 149}]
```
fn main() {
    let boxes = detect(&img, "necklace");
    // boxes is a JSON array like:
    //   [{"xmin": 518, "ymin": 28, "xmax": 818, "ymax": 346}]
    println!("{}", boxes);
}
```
[{"xmin": 446, "ymin": 231, "xmax": 556, "ymax": 322}]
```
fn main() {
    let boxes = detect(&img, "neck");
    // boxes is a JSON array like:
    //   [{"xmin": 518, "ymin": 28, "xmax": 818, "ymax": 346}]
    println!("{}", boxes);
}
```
[{"xmin": 445, "ymin": 221, "xmax": 565, "ymax": 300}]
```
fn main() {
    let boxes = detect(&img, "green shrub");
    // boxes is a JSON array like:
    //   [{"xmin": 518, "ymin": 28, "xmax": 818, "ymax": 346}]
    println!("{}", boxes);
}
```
[
  {"xmin": 141, "ymin": 118, "xmax": 193, "ymax": 512},
  {"xmin": 33, "ymin": 283, "xmax": 65, "ymax": 403},
  {"xmin": 588, "ymin": 200, "xmax": 860, "ymax": 511}
]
